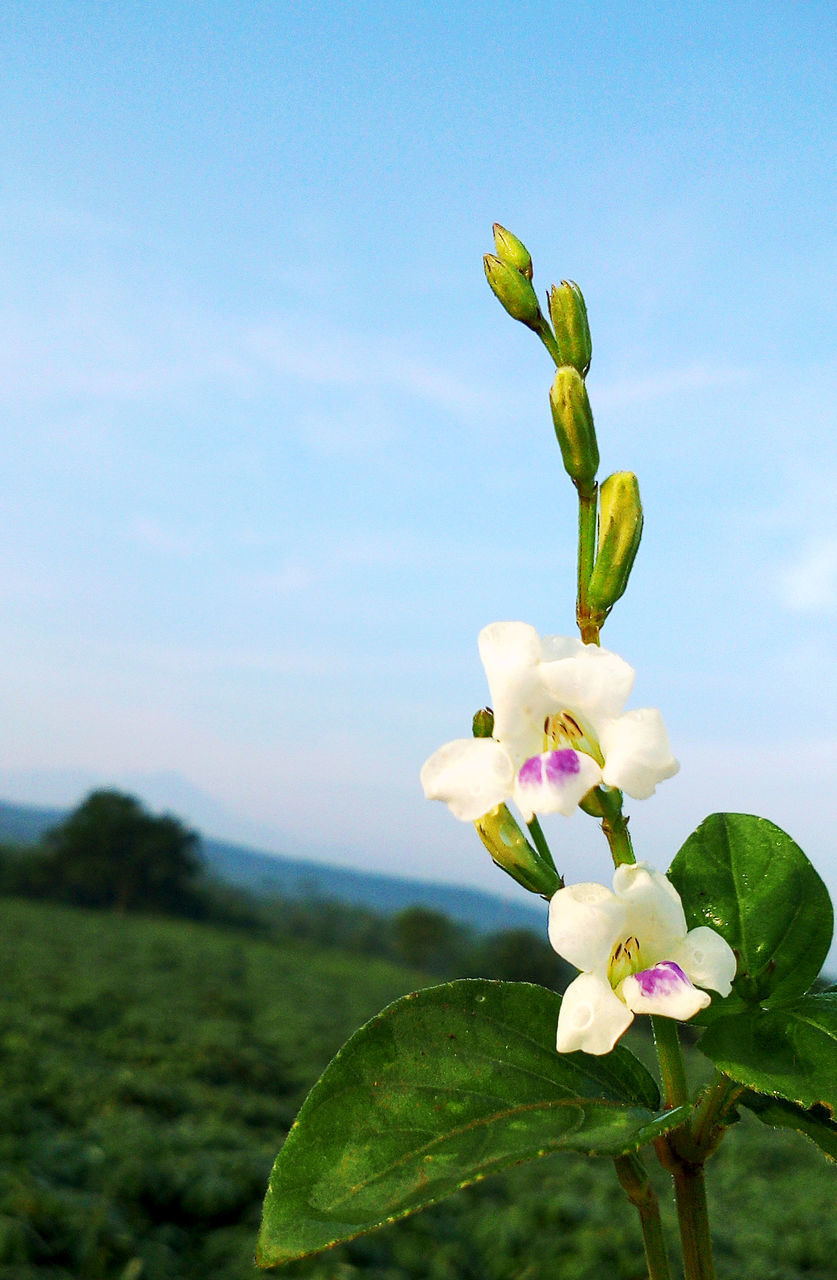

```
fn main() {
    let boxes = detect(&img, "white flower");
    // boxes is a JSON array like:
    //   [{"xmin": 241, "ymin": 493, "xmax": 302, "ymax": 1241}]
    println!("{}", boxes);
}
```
[
  {"xmin": 420, "ymin": 621, "xmax": 678, "ymax": 823},
  {"xmin": 548, "ymin": 862, "xmax": 737, "ymax": 1055}
]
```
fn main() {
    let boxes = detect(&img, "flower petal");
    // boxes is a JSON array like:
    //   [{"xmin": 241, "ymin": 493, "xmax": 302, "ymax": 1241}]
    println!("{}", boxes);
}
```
[
  {"xmin": 478, "ymin": 623, "xmax": 554, "ymax": 771},
  {"xmin": 668, "ymin": 926, "xmax": 737, "ymax": 996},
  {"xmin": 478, "ymin": 620, "xmax": 542, "ymax": 676},
  {"xmin": 548, "ymin": 879, "xmax": 626, "ymax": 973},
  {"xmin": 599, "ymin": 708, "xmax": 679, "ymax": 799},
  {"xmin": 539, "ymin": 633, "xmax": 589, "ymax": 663},
  {"xmin": 513, "ymin": 749, "xmax": 601, "ymax": 821},
  {"xmin": 557, "ymin": 972, "xmax": 634, "ymax": 1054},
  {"xmin": 613, "ymin": 862, "xmax": 687, "ymax": 957},
  {"xmin": 539, "ymin": 642, "xmax": 635, "ymax": 723},
  {"xmin": 621, "ymin": 961, "xmax": 711, "ymax": 1020},
  {"xmin": 420, "ymin": 738, "xmax": 514, "ymax": 821}
]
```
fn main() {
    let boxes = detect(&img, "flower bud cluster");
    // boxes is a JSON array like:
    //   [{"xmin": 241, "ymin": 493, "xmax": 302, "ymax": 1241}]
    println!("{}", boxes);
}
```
[
  {"xmin": 483, "ymin": 224, "xmax": 542, "ymax": 331},
  {"xmin": 483, "ymin": 225, "xmax": 644, "ymax": 627}
]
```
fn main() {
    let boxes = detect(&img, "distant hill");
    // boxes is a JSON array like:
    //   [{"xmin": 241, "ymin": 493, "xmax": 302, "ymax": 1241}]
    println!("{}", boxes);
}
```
[
  {"xmin": 0, "ymin": 799, "xmax": 66, "ymax": 846},
  {"xmin": 0, "ymin": 798, "xmax": 544, "ymax": 935}
]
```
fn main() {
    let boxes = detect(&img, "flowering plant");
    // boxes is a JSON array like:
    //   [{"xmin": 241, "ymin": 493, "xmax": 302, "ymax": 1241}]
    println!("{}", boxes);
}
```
[
  {"xmin": 421, "ymin": 621, "xmax": 679, "ymax": 822},
  {"xmin": 549, "ymin": 862, "xmax": 736, "ymax": 1055},
  {"xmin": 257, "ymin": 228, "xmax": 835, "ymax": 1279}
]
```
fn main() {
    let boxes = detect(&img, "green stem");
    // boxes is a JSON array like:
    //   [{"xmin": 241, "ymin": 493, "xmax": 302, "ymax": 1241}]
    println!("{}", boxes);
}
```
[
  {"xmin": 536, "ymin": 314, "xmax": 563, "ymax": 367},
  {"xmin": 613, "ymin": 1153, "xmax": 673, "ymax": 1280},
  {"xmin": 651, "ymin": 1016, "xmax": 689, "ymax": 1109},
  {"xmin": 672, "ymin": 1162, "xmax": 717, "ymax": 1280},
  {"xmin": 525, "ymin": 815, "xmax": 558, "ymax": 876},
  {"xmin": 581, "ymin": 787, "xmax": 636, "ymax": 866},
  {"xmin": 690, "ymin": 1070, "xmax": 745, "ymax": 1154},
  {"xmin": 651, "ymin": 1019, "xmax": 718, "ymax": 1280},
  {"xmin": 601, "ymin": 805, "xmax": 635, "ymax": 866},
  {"xmin": 576, "ymin": 485, "xmax": 601, "ymax": 644}
]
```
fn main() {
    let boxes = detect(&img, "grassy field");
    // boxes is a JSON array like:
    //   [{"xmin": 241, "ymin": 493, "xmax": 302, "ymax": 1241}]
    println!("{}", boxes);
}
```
[{"xmin": 1, "ymin": 896, "xmax": 834, "ymax": 1280}]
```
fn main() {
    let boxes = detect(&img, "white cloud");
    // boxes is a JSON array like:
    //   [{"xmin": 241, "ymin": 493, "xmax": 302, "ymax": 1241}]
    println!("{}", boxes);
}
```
[
  {"xmin": 0, "ymin": 272, "xmax": 491, "ymax": 424},
  {"xmin": 593, "ymin": 363, "xmax": 753, "ymax": 411},
  {"xmin": 243, "ymin": 318, "xmax": 493, "ymax": 417},
  {"xmin": 245, "ymin": 562, "xmax": 314, "ymax": 596},
  {"xmin": 130, "ymin": 516, "xmax": 200, "ymax": 558},
  {"xmin": 775, "ymin": 536, "xmax": 837, "ymax": 613}
]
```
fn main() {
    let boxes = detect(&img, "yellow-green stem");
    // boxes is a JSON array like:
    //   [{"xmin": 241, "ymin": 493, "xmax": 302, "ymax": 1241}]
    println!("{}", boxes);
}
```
[
  {"xmin": 525, "ymin": 815, "xmax": 559, "ymax": 878},
  {"xmin": 536, "ymin": 314, "xmax": 563, "ymax": 367},
  {"xmin": 602, "ymin": 808, "xmax": 635, "ymax": 866},
  {"xmin": 614, "ymin": 1153, "xmax": 673, "ymax": 1280},
  {"xmin": 576, "ymin": 485, "xmax": 601, "ymax": 644}
]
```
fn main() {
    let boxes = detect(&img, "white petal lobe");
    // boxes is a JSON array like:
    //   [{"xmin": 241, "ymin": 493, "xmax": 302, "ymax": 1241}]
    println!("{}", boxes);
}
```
[
  {"xmin": 548, "ymin": 881, "xmax": 625, "ymax": 973},
  {"xmin": 613, "ymin": 862, "xmax": 687, "ymax": 955},
  {"xmin": 420, "ymin": 738, "xmax": 514, "ymax": 822},
  {"xmin": 600, "ymin": 708, "xmax": 679, "ymax": 799},
  {"xmin": 669, "ymin": 927, "xmax": 737, "ymax": 996},
  {"xmin": 513, "ymin": 750, "xmax": 601, "ymax": 820},
  {"xmin": 622, "ymin": 962, "xmax": 711, "ymax": 1020},
  {"xmin": 557, "ymin": 973, "xmax": 635, "ymax": 1054}
]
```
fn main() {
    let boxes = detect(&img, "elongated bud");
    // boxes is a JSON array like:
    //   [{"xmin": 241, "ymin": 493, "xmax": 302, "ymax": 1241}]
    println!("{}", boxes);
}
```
[
  {"xmin": 588, "ymin": 472, "xmax": 643, "ymax": 612},
  {"xmin": 548, "ymin": 281, "xmax": 592, "ymax": 376},
  {"xmin": 549, "ymin": 366, "xmax": 599, "ymax": 495},
  {"xmin": 472, "ymin": 706, "xmax": 494, "ymax": 738},
  {"xmin": 483, "ymin": 254, "xmax": 542, "ymax": 330},
  {"xmin": 492, "ymin": 223, "xmax": 533, "ymax": 279},
  {"xmin": 474, "ymin": 805, "xmax": 562, "ymax": 896}
]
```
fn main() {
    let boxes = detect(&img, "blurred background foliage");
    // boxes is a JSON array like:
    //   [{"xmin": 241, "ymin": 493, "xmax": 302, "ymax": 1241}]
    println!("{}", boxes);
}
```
[{"xmin": 1, "ymin": 793, "xmax": 834, "ymax": 1278}]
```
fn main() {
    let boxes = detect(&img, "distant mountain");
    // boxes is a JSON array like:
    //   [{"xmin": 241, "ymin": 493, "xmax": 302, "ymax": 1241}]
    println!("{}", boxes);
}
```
[
  {"xmin": 0, "ymin": 798, "xmax": 544, "ymax": 935},
  {"xmin": 0, "ymin": 800, "xmax": 66, "ymax": 846}
]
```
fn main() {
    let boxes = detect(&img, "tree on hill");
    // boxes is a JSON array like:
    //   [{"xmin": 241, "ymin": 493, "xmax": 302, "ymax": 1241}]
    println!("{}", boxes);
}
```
[
  {"xmin": 38, "ymin": 789, "xmax": 203, "ymax": 914},
  {"xmin": 391, "ymin": 905, "xmax": 464, "ymax": 971},
  {"xmin": 468, "ymin": 927, "xmax": 572, "ymax": 989}
]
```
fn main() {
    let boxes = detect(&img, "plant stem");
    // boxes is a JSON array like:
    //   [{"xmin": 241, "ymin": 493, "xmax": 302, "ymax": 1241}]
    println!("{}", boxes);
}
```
[
  {"xmin": 613, "ymin": 1153, "xmax": 673, "ymax": 1280},
  {"xmin": 601, "ymin": 805, "xmax": 635, "ymax": 866},
  {"xmin": 651, "ymin": 1016, "xmax": 689, "ymax": 1109},
  {"xmin": 672, "ymin": 1161, "xmax": 717, "ymax": 1280},
  {"xmin": 581, "ymin": 787, "xmax": 636, "ymax": 866},
  {"xmin": 576, "ymin": 485, "xmax": 601, "ymax": 644},
  {"xmin": 526, "ymin": 815, "xmax": 558, "ymax": 876},
  {"xmin": 536, "ymin": 314, "xmax": 563, "ymax": 367},
  {"xmin": 690, "ymin": 1070, "xmax": 745, "ymax": 1154},
  {"xmin": 651, "ymin": 1018, "xmax": 718, "ymax": 1280}
]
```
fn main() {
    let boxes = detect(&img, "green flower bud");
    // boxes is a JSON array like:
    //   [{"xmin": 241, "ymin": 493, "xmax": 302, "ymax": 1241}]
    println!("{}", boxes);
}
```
[
  {"xmin": 483, "ymin": 254, "xmax": 542, "ymax": 330},
  {"xmin": 492, "ymin": 223, "xmax": 533, "ymax": 279},
  {"xmin": 588, "ymin": 471, "xmax": 643, "ymax": 612},
  {"xmin": 474, "ymin": 805, "xmax": 562, "ymax": 897},
  {"xmin": 578, "ymin": 785, "xmax": 623, "ymax": 821},
  {"xmin": 549, "ymin": 366, "xmax": 599, "ymax": 494},
  {"xmin": 547, "ymin": 280, "xmax": 592, "ymax": 376},
  {"xmin": 472, "ymin": 706, "xmax": 495, "ymax": 739}
]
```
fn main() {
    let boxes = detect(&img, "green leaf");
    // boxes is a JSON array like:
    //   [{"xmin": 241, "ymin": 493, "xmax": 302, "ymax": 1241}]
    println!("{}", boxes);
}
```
[
  {"xmin": 668, "ymin": 812, "xmax": 833, "ymax": 1009},
  {"xmin": 257, "ymin": 980, "xmax": 671, "ymax": 1268},
  {"xmin": 740, "ymin": 1090, "xmax": 837, "ymax": 1161},
  {"xmin": 699, "ymin": 993, "xmax": 837, "ymax": 1113}
]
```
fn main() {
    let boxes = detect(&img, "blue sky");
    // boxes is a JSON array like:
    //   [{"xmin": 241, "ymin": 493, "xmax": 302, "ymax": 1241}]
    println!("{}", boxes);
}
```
[{"xmin": 1, "ymin": 3, "xmax": 836, "ymax": 945}]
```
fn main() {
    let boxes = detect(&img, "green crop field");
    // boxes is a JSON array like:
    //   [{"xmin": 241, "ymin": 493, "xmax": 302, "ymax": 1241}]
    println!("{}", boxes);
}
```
[{"xmin": 1, "ymin": 896, "xmax": 834, "ymax": 1280}]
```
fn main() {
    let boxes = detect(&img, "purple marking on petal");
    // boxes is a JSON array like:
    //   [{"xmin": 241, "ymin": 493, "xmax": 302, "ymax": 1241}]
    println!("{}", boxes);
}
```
[
  {"xmin": 633, "ymin": 961, "xmax": 689, "ymax": 998},
  {"xmin": 544, "ymin": 749, "xmax": 580, "ymax": 780},
  {"xmin": 518, "ymin": 750, "xmax": 581, "ymax": 791},
  {"xmin": 518, "ymin": 756, "xmax": 544, "ymax": 786}
]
